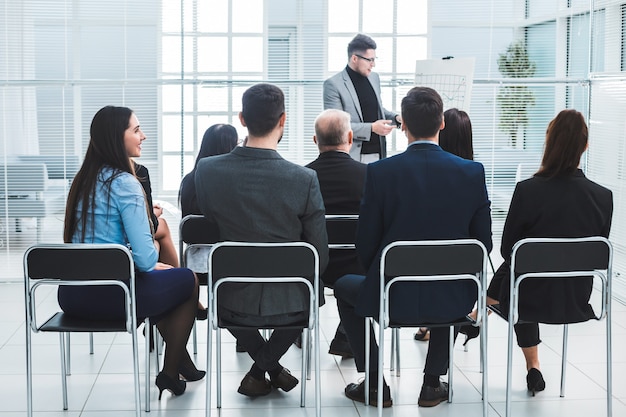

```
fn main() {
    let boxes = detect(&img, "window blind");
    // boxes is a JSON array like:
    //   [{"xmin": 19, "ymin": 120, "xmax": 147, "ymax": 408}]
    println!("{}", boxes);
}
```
[{"xmin": 2, "ymin": 0, "xmax": 626, "ymax": 302}]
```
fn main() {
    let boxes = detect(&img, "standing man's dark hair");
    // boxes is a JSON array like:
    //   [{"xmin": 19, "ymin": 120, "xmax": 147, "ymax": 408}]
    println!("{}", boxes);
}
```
[
  {"xmin": 241, "ymin": 83, "xmax": 285, "ymax": 137},
  {"xmin": 401, "ymin": 87, "xmax": 444, "ymax": 139},
  {"xmin": 347, "ymin": 34, "xmax": 377, "ymax": 57}
]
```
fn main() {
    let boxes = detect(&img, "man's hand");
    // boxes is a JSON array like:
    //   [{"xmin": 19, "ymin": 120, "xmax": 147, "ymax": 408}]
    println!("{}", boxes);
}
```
[{"xmin": 372, "ymin": 119, "xmax": 395, "ymax": 136}]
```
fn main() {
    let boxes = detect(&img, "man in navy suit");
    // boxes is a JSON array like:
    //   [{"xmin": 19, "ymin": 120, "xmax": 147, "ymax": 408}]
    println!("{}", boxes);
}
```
[
  {"xmin": 335, "ymin": 87, "xmax": 492, "ymax": 408},
  {"xmin": 323, "ymin": 34, "xmax": 401, "ymax": 162}
]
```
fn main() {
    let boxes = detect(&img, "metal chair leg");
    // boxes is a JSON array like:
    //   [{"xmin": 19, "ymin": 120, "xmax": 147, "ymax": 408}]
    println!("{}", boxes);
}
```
[
  {"xmin": 216, "ymin": 328, "xmax": 222, "ymax": 408},
  {"xmin": 59, "ymin": 333, "xmax": 69, "ymax": 410},
  {"xmin": 560, "ymin": 324, "xmax": 568, "ymax": 397},
  {"xmin": 364, "ymin": 318, "xmax": 370, "ymax": 406},
  {"xmin": 448, "ymin": 326, "xmax": 454, "ymax": 402},
  {"xmin": 394, "ymin": 328, "xmax": 401, "ymax": 376},
  {"xmin": 145, "ymin": 319, "xmax": 151, "ymax": 412},
  {"xmin": 65, "ymin": 333, "xmax": 71, "ymax": 375}
]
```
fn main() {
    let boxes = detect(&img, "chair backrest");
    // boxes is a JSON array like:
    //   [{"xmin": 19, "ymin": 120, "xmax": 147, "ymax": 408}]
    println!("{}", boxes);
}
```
[
  {"xmin": 179, "ymin": 214, "xmax": 221, "ymax": 273},
  {"xmin": 208, "ymin": 241, "xmax": 319, "ymax": 328},
  {"xmin": 25, "ymin": 243, "xmax": 134, "ymax": 281},
  {"xmin": 380, "ymin": 239, "xmax": 488, "ymax": 326},
  {"xmin": 17, "ymin": 155, "xmax": 80, "ymax": 180},
  {"xmin": 209, "ymin": 241, "xmax": 318, "ymax": 280},
  {"xmin": 509, "ymin": 236, "xmax": 612, "ymax": 324},
  {"xmin": 24, "ymin": 243, "xmax": 136, "ymax": 331},
  {"xmin": 325, "ymin": 214, "xmax": 359, "ymax": 249},
  {"xmin": 179, "ymin": 214, "xmax": 220, "ymax": 245},
  {"xmin": 382, "ymin": 239, "xmax": 487, "ymax": 277},
  {"xmin": 511, "ymin": 237, "xmax": 611, "ymax": 275},
  {"xmin": 0, "ymin": 163, "xmax": 48, "ymax": 194}
]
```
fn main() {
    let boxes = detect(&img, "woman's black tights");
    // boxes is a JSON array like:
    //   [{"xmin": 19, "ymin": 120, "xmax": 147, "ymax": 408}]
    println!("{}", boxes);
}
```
[{"xmin": 156, "ymin": 275, "xmax": 200, "ymax": 378}]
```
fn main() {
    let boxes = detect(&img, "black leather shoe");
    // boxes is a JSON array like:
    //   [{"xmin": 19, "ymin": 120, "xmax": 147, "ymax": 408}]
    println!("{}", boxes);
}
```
[
  {"xmin": 418, "ymin": 381, "xmax": 449, "ymax": 407},
  {"xmin": 270, "ymin": 367, "xmax": 299, "ymax": 392},
  {"xmin": 237, "ymin": 372, "xmax": 272, "ymax": 397},
  {"xmin": 328, "ymin": 337, "xmax": 354, "ymax": 358},
  {"xmin": 344, "ymin": 379, "xmax": 392, "ymax": 407}
]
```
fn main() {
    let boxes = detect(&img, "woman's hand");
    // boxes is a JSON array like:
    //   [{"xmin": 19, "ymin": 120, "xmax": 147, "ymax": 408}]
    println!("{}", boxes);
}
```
[
  {"xmin": 155, "ymin": 262, "xmax": 173, "ymax": 270},
  {"xmin": 153, "ymin": 204, "xmax": 163, "ymax": 218}
]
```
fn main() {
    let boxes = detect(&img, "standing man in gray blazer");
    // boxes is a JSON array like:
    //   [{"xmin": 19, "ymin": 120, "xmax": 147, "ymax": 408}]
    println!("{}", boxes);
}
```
[
  {"xmin": 195, "ymin": 83, "xmax": 329, "ymax": 398},
  {"xmin": 323, "ymin": 33, "xmax": 401, "ymax": 162}
]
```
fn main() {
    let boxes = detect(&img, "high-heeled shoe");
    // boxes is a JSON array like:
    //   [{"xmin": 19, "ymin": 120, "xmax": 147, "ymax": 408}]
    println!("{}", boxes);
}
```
[
  {"xmin": 196, "ymin": 308, "xmax": 208, "ymax": 321},
  {"xmin": 156, "ymin": 372, "xmax": 186, "ymax": 399},
  {"xmin": 458, "ymin": 324, "xmax": 480, "ymax": 347},
  {"xmin": 179, "ymin": 364, "xmax": 206, "ymax": 382},
  {"xmin": 526, "ymin": 368, "xmax": 545, "ymax": 396}
]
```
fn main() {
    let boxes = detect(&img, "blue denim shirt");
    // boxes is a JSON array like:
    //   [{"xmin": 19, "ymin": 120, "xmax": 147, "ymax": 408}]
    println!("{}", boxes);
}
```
[{"xmin": 71, "ymin": 166, "xmax": 158, "ymax": 272}]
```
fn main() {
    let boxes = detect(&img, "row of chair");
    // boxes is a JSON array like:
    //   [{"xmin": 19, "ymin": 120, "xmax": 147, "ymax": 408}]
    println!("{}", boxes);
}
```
[{"xmin": 23, "ymin": 215, "xmax": 614, "ymax": 417}]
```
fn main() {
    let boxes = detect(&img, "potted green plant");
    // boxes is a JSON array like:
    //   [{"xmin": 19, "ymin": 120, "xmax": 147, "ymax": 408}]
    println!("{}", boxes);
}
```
[{"xmin": 496, "ymin": 40, "xmax": 536, "ymax": 148}]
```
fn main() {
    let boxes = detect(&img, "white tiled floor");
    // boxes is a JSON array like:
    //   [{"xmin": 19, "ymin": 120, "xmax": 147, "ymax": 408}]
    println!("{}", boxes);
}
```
[{"xmin": 2, "ymin": 279, "xmax": 625, "ymax": 417}]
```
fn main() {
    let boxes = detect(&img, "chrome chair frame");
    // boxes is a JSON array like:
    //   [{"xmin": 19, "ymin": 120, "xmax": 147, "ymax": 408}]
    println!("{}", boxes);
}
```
[
  {"xmin": 365, "ymin": 239, "xmax": 489, "ymax": 417},
  {"xmin": 179, "ymin": 214, "xmax": 220, "ymax": 355},
  {"xmin": 491, "ymin": 236, "xmax": 613, "ymax": 417},
  {"xmin": 206, "ymin": 241, "xmax": 321, "ymax": 417},
  {"xmin": 24, "ymin": 243, "xmax": 150, "ymax": 417}
]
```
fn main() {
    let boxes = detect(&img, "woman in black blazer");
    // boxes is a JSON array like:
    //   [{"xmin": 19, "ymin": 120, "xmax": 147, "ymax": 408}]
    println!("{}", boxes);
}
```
[{"xmin": 487, "ymin": 109, "xmax": 613, "ymax": 395}]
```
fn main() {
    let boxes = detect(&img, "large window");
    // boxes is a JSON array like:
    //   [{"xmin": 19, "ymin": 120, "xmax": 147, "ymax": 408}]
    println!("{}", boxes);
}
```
[{"xmin": 2, "ymin": 0, "xmax": 626, "ymax": 304}]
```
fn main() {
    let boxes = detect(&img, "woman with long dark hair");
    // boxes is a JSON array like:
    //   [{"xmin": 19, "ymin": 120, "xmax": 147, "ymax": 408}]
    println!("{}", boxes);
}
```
[
  {"xmin": 487, "ymin": 109, "xmax": 613, "ymax": 394},
  {"xmin": 61, "ymin": 105, "xmax": 205, "ymax": 399},
  {"xmin": 179, "ymin": 123, "xmax": 239, "ymax": 216}
]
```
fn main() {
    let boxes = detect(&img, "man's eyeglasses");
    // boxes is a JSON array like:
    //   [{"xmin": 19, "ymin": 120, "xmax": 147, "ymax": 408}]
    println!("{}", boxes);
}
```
[{"xmin": 355, "ymin": 54, "xmax": 376, "ymax": 63}]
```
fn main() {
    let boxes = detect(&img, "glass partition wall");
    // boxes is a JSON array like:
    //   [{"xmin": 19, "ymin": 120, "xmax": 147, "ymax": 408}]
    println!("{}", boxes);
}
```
[{"xmin": 2, "ymin": 0, "xmax": 625, "ymax": 302}]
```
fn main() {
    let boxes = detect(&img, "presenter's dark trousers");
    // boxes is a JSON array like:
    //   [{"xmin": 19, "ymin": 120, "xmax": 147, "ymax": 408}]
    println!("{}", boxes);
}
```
[{"xmin": 334, "ymin": 274, "xmax": 457, "ymax": 376}]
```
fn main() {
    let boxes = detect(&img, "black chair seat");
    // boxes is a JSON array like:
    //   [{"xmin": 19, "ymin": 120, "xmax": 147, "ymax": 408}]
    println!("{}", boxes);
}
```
[
  {"xmin": 389, "ymin": 316, "xmax": 475, "ymax": 329},
  {"xmin": 39, "ymin": 312, "xmax": 128, "ymax": 333}
]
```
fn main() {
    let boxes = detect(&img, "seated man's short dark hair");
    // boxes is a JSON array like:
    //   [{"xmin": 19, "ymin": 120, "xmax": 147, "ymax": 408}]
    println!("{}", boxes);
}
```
[
  {"xmin": 241, "ymin": 83, "xmax": 285, "ymax": 137},
  {"xmin": 401, "ymin": 87, "xmax": 444, "ymax": 139}
]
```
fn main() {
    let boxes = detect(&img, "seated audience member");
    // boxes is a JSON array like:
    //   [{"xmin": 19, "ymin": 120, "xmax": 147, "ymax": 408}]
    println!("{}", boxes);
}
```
[
  {"xmin": 177, "ymin": 123, "xmax": 238, "ymax": 325},
  {"xmin": 135, "ymin": 161, "xmax": 207, "ymax": 319},
  {"xmin": 179, "ymin": 123, "xmax": 238, "ymax": 217},
  {"xmin": 334, "ymin": 87, "xmax": 492, "ymax": 408},
  {"xmin": 486, "ymin": 109, "xmax": 613, "ymax": 395},
  {"xmin": 61, "ymin": 106, "xmax": 203, "ymax": 400},
  {"xmin": 414, "ymin": 107, "xmax": 474, "ymax": 343},
  {"xmin": 195, "ymin": 83, "xmax": 329, "ymax": 397},
  {"xmin": 306, "ymin": 109, "xmax": 367, "ymax": 358},
  {"xmin": 135, "ymin": 163, "xmax": 178, "ymax": 267}
]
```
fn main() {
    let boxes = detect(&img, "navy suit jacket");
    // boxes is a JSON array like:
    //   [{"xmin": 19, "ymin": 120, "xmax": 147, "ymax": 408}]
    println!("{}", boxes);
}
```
[{"xmin": 355, "ymin": 142, "xmax": 493, "ymax": 323}]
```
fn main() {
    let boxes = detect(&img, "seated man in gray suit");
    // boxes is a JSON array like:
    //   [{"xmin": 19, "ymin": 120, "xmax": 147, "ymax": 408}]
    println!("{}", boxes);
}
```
[
  {"xmin": 323, "ymin": 33, "xmax": 401, "ymax": 162},
  {"xmin": 195, "ymin": 83, "xmax": 329, "ymax": 398}
]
